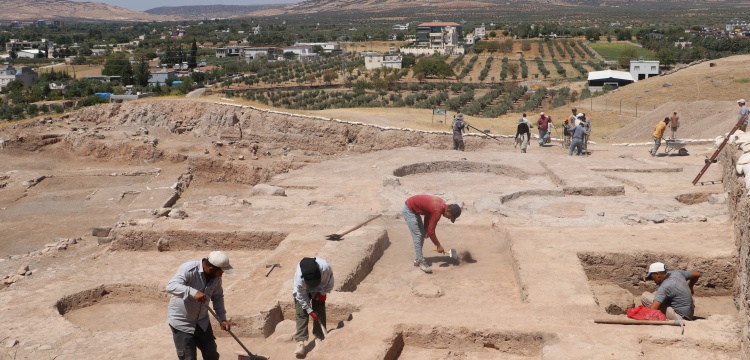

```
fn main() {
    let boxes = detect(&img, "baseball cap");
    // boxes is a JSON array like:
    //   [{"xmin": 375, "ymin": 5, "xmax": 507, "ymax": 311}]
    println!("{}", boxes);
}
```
[
  {"xmin": 645, "ymin": 262, "xmax": 666, "ymax": 280},
  {"xmin": 576, "ymin": 113, "xmax": 584, "ymax": 119},
  {"xmin": 207, "ymin": 251, "xmax": 234, "ymax": 274},
  {"xmin": 540, "ymin": 112, "xmax": 544, "ymax": 115},
  {"xmin": 300, "ymin": 257, "xmax": 321, "ymax": 288},
  {"xmin": 448, "ymin": 204, "xmax": 462, "ymax": 223},
  {"xmin": 739, "ymin": 99, "xmax": 746, "ymax": 104}
]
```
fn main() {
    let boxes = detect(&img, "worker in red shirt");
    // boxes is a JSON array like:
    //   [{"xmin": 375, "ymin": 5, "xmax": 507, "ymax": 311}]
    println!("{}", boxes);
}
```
[{"xmin": 402, "ymin": 195, "xmax": 462, "ymax": 273}]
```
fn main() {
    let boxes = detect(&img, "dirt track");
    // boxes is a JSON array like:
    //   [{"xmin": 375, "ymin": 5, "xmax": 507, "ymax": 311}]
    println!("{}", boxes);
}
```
[{"xmin": 0, "ymin": 93, "xmax": 742, "ymax": 359}]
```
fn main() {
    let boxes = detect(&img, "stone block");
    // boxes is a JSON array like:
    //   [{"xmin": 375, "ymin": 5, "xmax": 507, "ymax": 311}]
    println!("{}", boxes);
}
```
[
  {"xmin": 251, "ymin": 184, "xmax": 286, "ymax": 197},
  {"xmin": 98, "ymin": 237, "xmax": 113, "ymax": 245},
  {"xmin": 92, "ymin": 227, "xmax": 112, "ymax": 237}
]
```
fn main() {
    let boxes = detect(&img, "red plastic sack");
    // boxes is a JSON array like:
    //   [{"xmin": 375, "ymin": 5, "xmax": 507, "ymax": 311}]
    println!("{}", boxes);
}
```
[{"xmin": 627, "ymin": 305, "xmax": 667, "ymax": 321}]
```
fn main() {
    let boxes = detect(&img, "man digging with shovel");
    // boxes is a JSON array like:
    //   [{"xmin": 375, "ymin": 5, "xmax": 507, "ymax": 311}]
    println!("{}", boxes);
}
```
[
  {"xmin": 293, "ymin": 257, "xmax": 334, "ymax": 357},
  {"xmin": 166, "ymin": 251, "xmax": 234, "ymax": 360},
  {"xmin": 402, "ymin": 194, "xmax": 462, "ymax": 274}
]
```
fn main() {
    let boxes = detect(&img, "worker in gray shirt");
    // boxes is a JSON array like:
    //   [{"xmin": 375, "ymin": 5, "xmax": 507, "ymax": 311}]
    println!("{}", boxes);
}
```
[
  {"xmin": 641, "ymin": 262, "xmax": 701, "ymax": 320},
  {"xmin": 293, "ymin": 257, "xmax": 334, "ymax": 356},
  {"xmin": 564, "ymin": 119, "xmax": 586, "ymax": 156},
  {"xmin": 166, "ymin": 251, "xmax": 233, "ymax": 360}
]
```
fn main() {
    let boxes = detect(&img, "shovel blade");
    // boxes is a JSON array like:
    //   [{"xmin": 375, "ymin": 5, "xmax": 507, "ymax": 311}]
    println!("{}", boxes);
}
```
[
  {"xmin": 325, "ymin": 234, "xmax": 342, "ymax": 240},
  {"xmin": 448, "ymin": 248, "xmax": 457, "ymax": 259}
]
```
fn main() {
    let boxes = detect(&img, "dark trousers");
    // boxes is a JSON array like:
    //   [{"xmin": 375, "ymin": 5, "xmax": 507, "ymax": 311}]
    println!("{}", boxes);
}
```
[
  {"xmin": 294, "ymin": 296, "xmax": 327, "ymax": 342},
  {"xmin": 170, "ymin": 324, "xmax": 219, "ymax": 360},
  {"xmin": 452, "ymin": 133, "xmax": 465, "ymax": 151}
]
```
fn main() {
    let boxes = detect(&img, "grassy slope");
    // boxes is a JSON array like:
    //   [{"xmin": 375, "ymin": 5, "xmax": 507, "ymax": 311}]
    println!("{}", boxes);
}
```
[{"xmin": 588, "ymin": 42, "xmax": 656, "ymax": 62}]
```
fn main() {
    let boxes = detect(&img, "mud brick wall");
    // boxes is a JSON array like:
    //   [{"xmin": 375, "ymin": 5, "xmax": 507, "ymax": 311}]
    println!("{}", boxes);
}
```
[{"xmin": 720, "ymin": 147, "xmax": 750, "ymax": 359}]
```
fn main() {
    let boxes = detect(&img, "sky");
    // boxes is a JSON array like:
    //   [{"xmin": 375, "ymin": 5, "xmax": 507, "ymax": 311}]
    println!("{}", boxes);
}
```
[{"xmin": 72, "ymin": 0, "xmax": 299, "ymax": 12}]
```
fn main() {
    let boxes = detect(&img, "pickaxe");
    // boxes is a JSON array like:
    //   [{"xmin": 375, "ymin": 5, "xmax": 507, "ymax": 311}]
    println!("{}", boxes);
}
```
[
  {"xmin": 265, "ymin": 263, "xmax": 280, "ymax": 277},
  {"xmin": 594, "ymin": 318, "xmax": 685, "ymax": 335}
]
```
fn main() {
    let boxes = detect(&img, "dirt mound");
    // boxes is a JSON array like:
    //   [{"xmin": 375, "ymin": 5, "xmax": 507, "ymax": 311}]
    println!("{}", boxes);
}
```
[{"xmin": 609, "ymin": 100, "xmax": 738, "ymax": 140}]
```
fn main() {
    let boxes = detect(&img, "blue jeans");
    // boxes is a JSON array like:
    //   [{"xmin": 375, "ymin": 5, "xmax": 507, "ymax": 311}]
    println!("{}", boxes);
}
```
[
  {"xmin": 538, "ymin": 129, "xmax": 548, "ymax": 146},
  {"xmin": 402, "ymin": 204, "xmax": 426, "ymax": 261},
  {"xmin": 569, "ymin": 138, "xmax": 583, "ymax": 156}
]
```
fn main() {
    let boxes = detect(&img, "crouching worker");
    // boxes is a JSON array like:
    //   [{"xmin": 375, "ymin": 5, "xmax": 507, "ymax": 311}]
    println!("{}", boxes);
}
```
[
  {"xmin": 641, "ymin": 262, "xmax": 700, "ymax": 320},
  {"xmin": 403, "ymin": 194, "xmax": 462, "ymax": 274},
  {"xmin": 294, "ymin": 257, "xmax": 334, "ymax": 357},
  {"xmin": 166, "ymin": 251, "xmax": 234, "ymax": 360}
]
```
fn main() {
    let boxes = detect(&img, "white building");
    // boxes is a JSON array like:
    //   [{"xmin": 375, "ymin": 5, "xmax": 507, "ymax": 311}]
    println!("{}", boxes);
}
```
[
  {"xmin": 282, "ymin": 46, "xmax": 320, "ymax": 62},
  {"xmin": 242, "ymin": 47, "xmax": 281, "ymax": 62},
  {"xmin": 587, "ymin": 70, "xmax": 634, "ymax": 92},
  {"xmin": 293, "ymin": 42, "xmax": 340, "ymax": 54},
  {"xmin": 364, "ymin": 52, "xmax": 402, "ymax": 70},
  {"xmin": 215, "ymin": 46, "xmax": 243, "ymax": 58},
  {"xmin": 402, "ymin": 22, "xmax": 465, "ymax": 56},
  {"xmin": 629, "ymin": 60, "xmax": 659, "ymax": 81},
  {"xmin": 474, "ymin": 23, "xmax": 486, "ymax": 38}
]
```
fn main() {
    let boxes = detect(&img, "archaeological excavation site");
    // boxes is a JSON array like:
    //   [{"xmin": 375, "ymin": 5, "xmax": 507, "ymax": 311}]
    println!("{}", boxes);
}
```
[{"xmin": 1, "ymin": 97, "xmax": 750, "ymax": 360}]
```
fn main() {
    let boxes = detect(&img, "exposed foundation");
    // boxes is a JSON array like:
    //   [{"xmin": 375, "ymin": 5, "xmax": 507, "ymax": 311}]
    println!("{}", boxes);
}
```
[
  {"xmin": 383, "ymin": 325, "xmax": 553, "ymax": 359},
  {"xmin": 111, "ymin": 229, "xmax": 288, "ymax": 251},
  {"xmin": 392, "ymin": 161, "xmax": 530, "ymax": 180}
]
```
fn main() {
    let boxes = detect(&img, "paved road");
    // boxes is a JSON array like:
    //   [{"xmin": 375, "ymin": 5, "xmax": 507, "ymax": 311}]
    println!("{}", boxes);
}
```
[{"xmin": 186, "ymin": 88, "xmax": 207, "ymax": 98}]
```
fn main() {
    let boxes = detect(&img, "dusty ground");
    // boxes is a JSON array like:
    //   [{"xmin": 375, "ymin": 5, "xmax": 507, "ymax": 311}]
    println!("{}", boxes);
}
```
[{"xmin": 0, "ymin": 71, "xmax": 743, "ymax": 360}]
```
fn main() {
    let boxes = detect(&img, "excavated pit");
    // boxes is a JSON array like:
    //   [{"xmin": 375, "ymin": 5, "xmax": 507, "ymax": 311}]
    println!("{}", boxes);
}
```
[
  {"xmin": 111, "ymin": 229, "xmax": 288, "ymax": 251},
  {"xmin": 675, "ymin": 192, "xmax": 714, "ymax": 205},
  {"xmin": 640, "ymin": 336, "xmax": 741, "ymax": 359},
  {"xmin": 579, "ymin": 252, "xmax": 737, "ymax": 316},
  {"xmin": 393, "ymin": 161, "xmax": 530, "ymax": 180},
  {"xmin": 383, "ymin": 325, "xmax": 552, "ymax": 359},
  {"xmin": 56, "ymin": 284, "xmax": 168, "ymax": 332},
  {"xmin": 227, "ymin": 302, "xmax": 359, "ymax": 338}
]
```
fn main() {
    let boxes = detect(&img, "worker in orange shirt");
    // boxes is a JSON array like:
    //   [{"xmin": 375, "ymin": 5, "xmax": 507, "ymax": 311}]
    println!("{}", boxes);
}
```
[{"xmin": 649, "ymin": 117, "xmax": 670, "ymax": 157}]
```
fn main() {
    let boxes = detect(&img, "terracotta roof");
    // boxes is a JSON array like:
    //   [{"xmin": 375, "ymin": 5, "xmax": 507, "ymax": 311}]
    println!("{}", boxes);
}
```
[{"xmin": 418, "ymin": 22, "xmax": 461, "ymax": 27}]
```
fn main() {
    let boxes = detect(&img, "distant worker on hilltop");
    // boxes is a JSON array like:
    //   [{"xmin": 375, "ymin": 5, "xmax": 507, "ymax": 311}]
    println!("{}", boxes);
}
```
[
  {"xmin": 738, "ymin": 99, "xmax": 748, "ymax": 132},
  {"xmin": 452, "ymin": 112, "xmax": 466, "ymax": 151},
  {"xmin": 649, "ymin": 117, "xmax": 670, "ymax": 157},
  {"xmin": 670, "ymin": 111, "xmax": 680, "ymax": 139}
]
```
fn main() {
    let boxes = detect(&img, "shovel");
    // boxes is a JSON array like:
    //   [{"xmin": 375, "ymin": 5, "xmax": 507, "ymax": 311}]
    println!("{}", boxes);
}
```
[
  {"xmin": 205, "ymin": 306, "xmax": 268, "ymax": 360},
  {"xmin": 325, "ymin": 214, "xmax": 381, "ymax": 240}
]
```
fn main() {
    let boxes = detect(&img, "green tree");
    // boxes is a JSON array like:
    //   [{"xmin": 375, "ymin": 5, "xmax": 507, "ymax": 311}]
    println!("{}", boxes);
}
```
[
  {"xmin": 134, "ymin": 57, "xmax": 150, "ymax": 87},
  {"xmin": 322, "ymin": 69, "xmax": 338, "ymax": 85},
  {"xmin": 656, "ymin": 48, "xmax": 677, "ymax": 67},
  {"xmin": 188, "ymin": 38, "xmax": 198, "ymax": 69},
  {"xmin": 412, "ymin": 56, "xmax": 455, "ymax": 79},
  {"xmin": 618, "ymin": 48, "xmax": 639, "ymax": 68},
  {"xmin": 401, "ymin": 53, "xmax": 417, "ymax": 68}
]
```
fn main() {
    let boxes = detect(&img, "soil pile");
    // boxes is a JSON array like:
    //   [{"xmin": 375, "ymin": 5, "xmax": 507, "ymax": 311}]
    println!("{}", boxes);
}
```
[{"xmin": 609, "ymin": 100, "xmax": 738, "ymax": 140}]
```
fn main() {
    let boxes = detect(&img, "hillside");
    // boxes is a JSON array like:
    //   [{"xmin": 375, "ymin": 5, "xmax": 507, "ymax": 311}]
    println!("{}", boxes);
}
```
[
  {"xmin": 0, "ymin": 0, "xmax": 167, "ymax": 21},
  {"xmin": 144, "ymin": 4, "xmax": 287, "ymax": 20}
]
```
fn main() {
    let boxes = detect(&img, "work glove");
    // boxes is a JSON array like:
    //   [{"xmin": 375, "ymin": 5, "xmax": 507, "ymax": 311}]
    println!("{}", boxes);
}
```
[
  {"xmin": 316, "ymin": 293, "xmax": 327, "ymax": 302},
  {"xmin": 433, "ymin": 246, "xmax": 446, "ymax": 254},
  {"xmin": 309, "ymin": 311, "xmax": 320, "ymax": 322}
]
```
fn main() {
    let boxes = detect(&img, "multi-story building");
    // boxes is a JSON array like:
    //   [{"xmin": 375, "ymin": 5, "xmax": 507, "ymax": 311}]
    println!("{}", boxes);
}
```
[
  {"xmin": 402, "ymin": 22, "xmax": 464, "ymax": 56},
  {"xmin": 215, "ymin": 46, "xmax": 244, "ymax": 58},
  {"xmin": 0, "ymin": 64, "xmax": 38, "ymax": 90},
  {"xmin": 5, "ymin": 39, "xmax": 51, "ymax": 52}
]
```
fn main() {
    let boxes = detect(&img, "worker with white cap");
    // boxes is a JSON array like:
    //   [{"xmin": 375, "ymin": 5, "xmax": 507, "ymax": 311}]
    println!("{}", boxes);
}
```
[
  {"xmin": 641, "ymin": 262, "xmax": 700, "ymax": 320},
  {"xmin": 738, "ymin": 99, "xmax": 748, "ymax": 132},
  {"xmin": 166, "ymin": 251, "xmax": 234, "ymax": 360}
]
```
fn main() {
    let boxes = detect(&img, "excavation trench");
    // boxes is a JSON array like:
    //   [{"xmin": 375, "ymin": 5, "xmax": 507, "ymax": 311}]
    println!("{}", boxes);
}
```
[
  {"xmin": 111, "ymin": 229, "xmax": 288, "ymax": 251},
  {"xmin": 393, "ymin": 161, "xmax": 530, "ymax": 179},
  {"xmin": 383, "ymin": 324, "xmax": 553, "ymax": 359},
  {"xmin": 579, "ymin": 252, "xmax": 737, "ymax": 316},
  {"xmin": 56, "ymin": 284, "xmax": 168, "ymax": 332}
]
